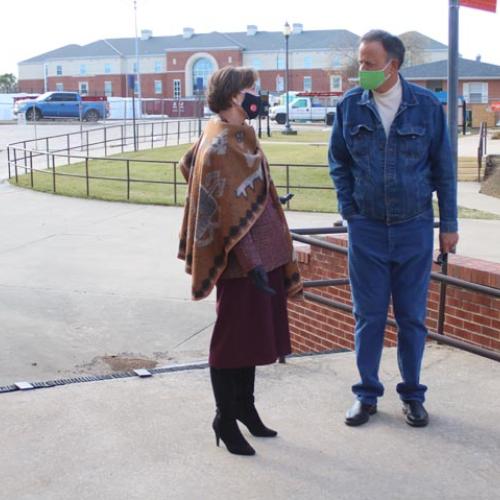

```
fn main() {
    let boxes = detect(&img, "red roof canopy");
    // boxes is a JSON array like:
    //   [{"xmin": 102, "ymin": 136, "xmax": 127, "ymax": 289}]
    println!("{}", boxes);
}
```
[{"xmin": 459, "ymin": 0, "xmax": 497, "ymax": 12}]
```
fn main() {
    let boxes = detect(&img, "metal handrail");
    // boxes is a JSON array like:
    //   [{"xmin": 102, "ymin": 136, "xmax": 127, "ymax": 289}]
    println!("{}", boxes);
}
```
[
  {"xmin": 291, "ymin": 227, "xmax": 500, "ymax": 362},
  {"xmin": 477, "ymin": 121, "xmax": 488, "ymax": 182}
]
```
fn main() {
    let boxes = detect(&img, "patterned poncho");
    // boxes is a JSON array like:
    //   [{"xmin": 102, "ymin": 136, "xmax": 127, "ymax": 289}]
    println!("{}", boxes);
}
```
[{"xmin": 178, "ymin": 115, "xmax": 302, "ymax": 301}]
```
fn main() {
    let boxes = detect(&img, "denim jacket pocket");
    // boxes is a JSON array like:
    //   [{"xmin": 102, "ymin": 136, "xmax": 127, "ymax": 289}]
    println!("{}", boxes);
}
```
[
  {"xmin": 347, "ymin": 123, "xmax": 374, "ymax": 158},
  {"xmin": 396, "ymin": 125, "xmax": 426, "ymax": 159}
]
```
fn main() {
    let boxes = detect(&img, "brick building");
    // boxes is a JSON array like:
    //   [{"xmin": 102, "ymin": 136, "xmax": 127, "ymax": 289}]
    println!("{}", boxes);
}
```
[
  {"xmin": 400, "ymin": 57, "xmax": 500, "ymax": 126},
  {"xmin": 17, "ymin": 26, "xmax": 448, "ymax": 99}
]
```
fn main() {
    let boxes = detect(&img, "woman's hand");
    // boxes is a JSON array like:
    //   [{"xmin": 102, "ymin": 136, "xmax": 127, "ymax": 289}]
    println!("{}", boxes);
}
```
[
  {"xmin": 248, "ymin": 266, "xmax": 276, "ymax": 295},
  {"xmin": 279, "ymin": 193, "xmax": 294, "ymax": 205}
]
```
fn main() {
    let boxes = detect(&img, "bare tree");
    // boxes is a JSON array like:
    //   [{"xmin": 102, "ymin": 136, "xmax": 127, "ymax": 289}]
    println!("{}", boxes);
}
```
[
  {"xmin": 399, "ymin": 32, "xmax": 429, "ymax": 67},
  {"xmin": 337, "ymin": 51, "xmax": 359, "ymax": 90},
  {"xmin": 0, "ymin": 73, "xmax": 17, "ymax": 93}
]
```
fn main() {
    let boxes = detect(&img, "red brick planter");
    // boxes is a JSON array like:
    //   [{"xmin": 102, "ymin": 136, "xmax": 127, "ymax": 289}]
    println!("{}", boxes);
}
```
[{"xmin": 289, "ymin": 235, "xmax": 500, "ymax": 355}]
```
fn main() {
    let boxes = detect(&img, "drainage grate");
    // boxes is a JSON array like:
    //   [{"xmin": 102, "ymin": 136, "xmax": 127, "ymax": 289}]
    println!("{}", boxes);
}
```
[
  {"xmin": 0, "ymin": 349, "xmax": 349, "ymax": 395},
  {"xmin": 0, "ymin": 362, "xmax": 209, "ymax": 394}
]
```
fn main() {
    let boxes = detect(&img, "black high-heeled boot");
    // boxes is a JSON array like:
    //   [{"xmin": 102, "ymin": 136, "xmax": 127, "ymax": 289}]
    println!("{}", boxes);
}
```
[
  {"xmin": 235, "ymin": 367, "xmax": 278, "ymax": 438},
  {"xmin": 210, "ymin": 367, "xmax": 255, "ymax": 456}
]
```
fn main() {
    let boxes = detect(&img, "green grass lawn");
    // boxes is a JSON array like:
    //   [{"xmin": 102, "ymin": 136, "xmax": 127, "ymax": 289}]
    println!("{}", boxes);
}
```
[
  {"xmin": 10, "ymin": 138, "xmax": 499, "ymax": 219},
  {"xmin": 260, "ymin": 129, "xmax": 330, "ymax": 144}
]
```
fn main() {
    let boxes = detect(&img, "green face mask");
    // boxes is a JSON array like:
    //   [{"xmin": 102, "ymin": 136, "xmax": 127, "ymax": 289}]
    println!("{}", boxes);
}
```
[{"xmin": 359, "ymin": 61, "xmax": 392, "ymax": 90}]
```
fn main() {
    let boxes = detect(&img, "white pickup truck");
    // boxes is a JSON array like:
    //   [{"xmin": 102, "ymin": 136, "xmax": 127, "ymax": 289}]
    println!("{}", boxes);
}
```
[{"xmin": 269, "ymin": 92, "xmax": 340, "ymax": 124}]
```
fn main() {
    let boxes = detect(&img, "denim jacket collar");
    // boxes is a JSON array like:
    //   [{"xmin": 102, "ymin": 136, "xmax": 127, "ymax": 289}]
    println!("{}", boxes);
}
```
[{"xmin": 358, "ymin": 74, "xmax": 418, "ymax": 109}]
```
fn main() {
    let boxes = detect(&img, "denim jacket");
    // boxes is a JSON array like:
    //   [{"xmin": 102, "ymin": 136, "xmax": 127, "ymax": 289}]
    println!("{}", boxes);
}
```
[{"xmin": 328, "ymin": 75, "xmax": 458, "ymax": 232}]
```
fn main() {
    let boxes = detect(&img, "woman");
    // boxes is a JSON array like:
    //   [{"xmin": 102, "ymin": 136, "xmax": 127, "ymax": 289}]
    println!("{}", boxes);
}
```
[{"xmin": 178, "ymin": 66, "xmax": 302, "ymax": 456}]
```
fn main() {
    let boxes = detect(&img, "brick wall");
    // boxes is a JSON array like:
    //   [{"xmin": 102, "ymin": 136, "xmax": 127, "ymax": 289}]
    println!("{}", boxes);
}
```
[
  {"xmin": 289, "ymin": 235, "xmax": 500, "ymax": 355},
  {"xmin": 258, "ymin": 69, "xmax": 346, "ymax": 93}
]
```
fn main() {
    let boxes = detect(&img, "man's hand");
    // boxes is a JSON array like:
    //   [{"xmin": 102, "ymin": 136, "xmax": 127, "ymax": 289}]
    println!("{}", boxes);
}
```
[
  {"xmin": 439, "ymin": 232, "xmax": 459, "ymax": 254},
  {"xmin": 248, "ymin": 265, "xmax": 276, "ymax": 295}
]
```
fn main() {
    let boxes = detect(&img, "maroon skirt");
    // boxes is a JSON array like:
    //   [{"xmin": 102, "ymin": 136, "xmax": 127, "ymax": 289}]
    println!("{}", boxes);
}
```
[{"xmin": 209, "ymin": 266, "xmax": 291, "ymax": 369}]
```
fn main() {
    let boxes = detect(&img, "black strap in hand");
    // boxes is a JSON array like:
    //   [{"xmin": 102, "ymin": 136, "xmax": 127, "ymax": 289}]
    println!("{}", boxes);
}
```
[
  {"xmin": 279, "ymin": 193, "xmax": 294, "ymax": 205},
  {"xmin": 248, "ymin": 265, "xmax": 276, "ymax": 295}
]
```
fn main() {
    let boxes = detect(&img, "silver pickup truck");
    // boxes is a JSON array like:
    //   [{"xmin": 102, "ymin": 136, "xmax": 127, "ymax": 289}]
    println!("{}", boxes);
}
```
[{"xmin": 269, "ymin": 96, "xmax": 337, "ymax": 124}]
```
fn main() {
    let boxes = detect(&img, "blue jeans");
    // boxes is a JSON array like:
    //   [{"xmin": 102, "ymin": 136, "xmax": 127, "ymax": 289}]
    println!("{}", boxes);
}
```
[{"xmin": 347, "ymin": 210, "xmax": 434, "ymax": 405}]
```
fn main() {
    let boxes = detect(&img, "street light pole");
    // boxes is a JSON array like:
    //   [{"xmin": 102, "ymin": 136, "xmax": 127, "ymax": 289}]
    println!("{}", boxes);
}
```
[
  {"xmin": 448, "ymin": 0, "xmax": 459, "ymax": 171},
  {"xmin": 282, "ymin": 21, "xmax": 297, "ymax": 135},
  {"xmin": 133, "ymin": 0, "xmax": 142, "ymax": 113}
]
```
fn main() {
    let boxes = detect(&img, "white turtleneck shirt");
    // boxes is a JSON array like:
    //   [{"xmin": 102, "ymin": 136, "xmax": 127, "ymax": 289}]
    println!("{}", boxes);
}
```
[{"xmin": 373, "ymin": 77, "xmax": 402, "ymax": 137}]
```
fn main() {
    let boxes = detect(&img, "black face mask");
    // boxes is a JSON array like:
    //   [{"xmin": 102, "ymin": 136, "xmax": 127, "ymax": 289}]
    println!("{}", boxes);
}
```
[{"xmin": 241, "ymin": 92, "xmax": 261, "ymax": 120}]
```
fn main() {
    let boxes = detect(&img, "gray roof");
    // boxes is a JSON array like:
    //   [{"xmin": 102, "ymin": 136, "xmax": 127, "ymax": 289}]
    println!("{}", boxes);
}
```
[
  {"xmin": 401, "ymin": 58, "xmax": 500, "ymax": 79},
  {"xmin": 399, "ymin": 31, "xmax": 448, "ymax": 51},
  {"xmin": 20, "ymin": 29, "xmax": 361, "ymax": 63},
  {"xmin": 20, "ymin": 29, "xmax": 451, "ymax": 64},
  {"xmin": 223, "ymin": 29, "xmax": 360, "ymax": 51},
  {"xmin": 20, "ymin": 44, "xmax": 89, "ymax": 63}
]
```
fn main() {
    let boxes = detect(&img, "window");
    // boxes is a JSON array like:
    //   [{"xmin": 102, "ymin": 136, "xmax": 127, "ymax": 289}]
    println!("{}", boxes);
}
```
[
  {"xmin": 154, "ymin": 61, "xmax": 162, "ymax": 72},
  {"xmin": 48, "ymin": 93, "xmax": 77, "ymax": 102},
  {"xmin": 79, "ymin": 82, "xmax": 89, "ymax": 95},
  {"xmin": 55, "ymin": 82, "xmax": 64, "ymax": 91},
  {"xmin": 47, "ymin": 93, "xmax": 63, "ymax": 101},
  {"xmin": 173, "ymin": 79, "xmax": 181, "ymax": 99},
  {"xmin": 276, "ymin": 75, "xmax": 284, "ymax": 92},
  {"xmin": 277, "ymin": 55, "xmax": 285, "ymax": 70},
  {"xmin": 293, "ymin": 98, "xmax": 308, "ymax": 109},
  {"xmin": 154, "ymin": 80, "xmax": 163, "ymax": 95},
  {"xmin": 56, "ymin": 93, "xmax": 77, "ymax": 101},
  {"xmin": 104, "ymin": 81, "xmax": 113, "ymax": 96},
  {"xmin": 465, "ymin": 82, "xmax": 488, "ymax": 104},
  {"xmin": 104, "ymin": 63, "xmax": 111, "ymax": 74},
  {"xmin": 79, "ymin": 64, "xmax": 87, "ymax": 75},
  {"xmin": 330, "ymin": 75, "xmax": 342, "ymax": 92},
  {"xmin": 56, "ymin": 65, "xmax": 63, "ymax": 76},
  {"xmin": 303, "ymin": 76, "xmax": 312, "ymax": 92},
  {"xmin": 304, "ymin": 56, "xmax": 313, "ymax": 69},
  {"xmin": 252, "ymin": 58, "xmax": 262, "ymax": 70},
  {"xmin": 228, "ymin": 56, "xmax": 233, "ymax": 63},
  {"xmin": 192, "ymin": 58, "xmax": 214, "ymax": 94},
  {"xmin": 173, "ymin": 58, "xmax": 177, "ymax": 65}
]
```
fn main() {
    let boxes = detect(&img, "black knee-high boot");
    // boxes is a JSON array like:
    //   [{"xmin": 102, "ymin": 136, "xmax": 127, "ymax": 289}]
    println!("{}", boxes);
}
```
[
  {"xmin": 210, "ymin": 367, "xmax": 255, "ymax": 456},
  {"xmin": 235, "ymin": 366, "xmax": 278, "ymax": 437}
]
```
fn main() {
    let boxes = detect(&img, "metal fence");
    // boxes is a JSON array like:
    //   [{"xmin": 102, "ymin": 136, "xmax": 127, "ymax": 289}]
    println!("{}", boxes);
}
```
[{"xmin": 6, "ymin": 120, "xmax": 334, "ymax": 209}]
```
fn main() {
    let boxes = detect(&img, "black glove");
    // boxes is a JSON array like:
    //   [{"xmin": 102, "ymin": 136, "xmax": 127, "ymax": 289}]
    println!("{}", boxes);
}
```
[
  {"xmin": 248, "ymin": 265, "xmax": 276, "ymax": 295},
  {"xmin": 279, "ymin": 193, "xmax": 294, "ymax": 205}
]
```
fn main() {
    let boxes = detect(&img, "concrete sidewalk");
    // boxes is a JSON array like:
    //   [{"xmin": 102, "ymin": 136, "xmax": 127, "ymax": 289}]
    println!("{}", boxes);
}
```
[
  {"xmin": 1, "ymin": 344, "xmax": 499, "ymax": 500},
  {"xmin": 457, "ymin": 130, "xmax": 500, "ymax": 157},
  {"xmin": 457, "ymin": 181, "xmax": 500, "ymax": 216},
  {"xmin": 1, "ymin": 185, "xmax": 500, "ymax": 387}
]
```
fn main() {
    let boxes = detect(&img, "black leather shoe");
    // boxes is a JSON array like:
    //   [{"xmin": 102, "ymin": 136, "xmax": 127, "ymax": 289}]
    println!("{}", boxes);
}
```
[
  {"xmin": 402, "ymin": 400, "xmax": 429, "ymax": 427},
  {"xmin": 345, "ymin": 400, "xmax": 377, "ymax": 426}
]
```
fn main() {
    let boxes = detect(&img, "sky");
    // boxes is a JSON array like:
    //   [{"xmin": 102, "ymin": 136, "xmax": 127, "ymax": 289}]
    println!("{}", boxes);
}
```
[{"xmin": 1, "ymin": 0, "xmax": 499, "ymax": 76}]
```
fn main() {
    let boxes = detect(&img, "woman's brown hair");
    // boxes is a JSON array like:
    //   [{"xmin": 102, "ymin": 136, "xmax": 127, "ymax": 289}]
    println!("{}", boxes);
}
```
[{"xmin": 207, "ymin": 66, "xmax": 258, "ymax": 113}]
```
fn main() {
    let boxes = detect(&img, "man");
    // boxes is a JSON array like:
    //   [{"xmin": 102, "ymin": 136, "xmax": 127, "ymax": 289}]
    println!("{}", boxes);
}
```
[{"xmin": 329, "ymin": 30, "xmax": 458, "ymax": 427}]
